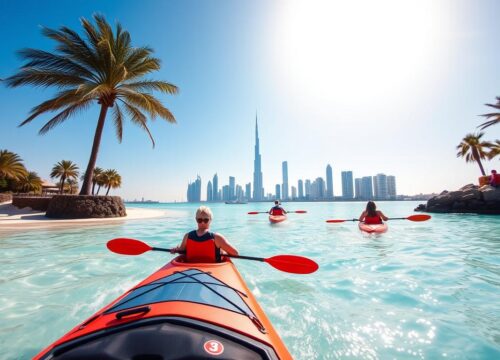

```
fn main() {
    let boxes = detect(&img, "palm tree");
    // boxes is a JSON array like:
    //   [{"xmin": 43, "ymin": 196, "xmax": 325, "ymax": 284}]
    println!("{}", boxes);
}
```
[
  {"xmin": 101, "ymin": 169, "xmax": 122, "ymax": 195},
  {"xmin": 488, "ymin": 140, "xmax": 500, "ymax": 160},
  {"xmin": 0, "ymin": 150, "xmax": 28, "ymax": 181},
  {"xmin": 50, "ymin": 160, "xmax": 79, "ymax": 194},
  {"xmin": 91, "ymin": 167, "xmax": 103, "ymax": 195},
  {"xmin": 65, "ymin": 178, "xmax": 79, "ymax": 194},
  {"xmin": 5, "ymin": 14, "xmax": 178, "ymax": 196},
  {"xmin": 479, "ymin": 97, "xmax": 500, "ymax": 130},
  {"xmin": 16, "ymin": 171, "xmax": 43, "ymax": 193},
  {"xmin": 456, "ymin": 133, "xmax": 494, "ymax": 176}
]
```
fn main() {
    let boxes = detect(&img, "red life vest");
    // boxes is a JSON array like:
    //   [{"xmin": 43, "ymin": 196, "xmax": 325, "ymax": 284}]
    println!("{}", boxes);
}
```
[
  {"xmin": 364, "ymin": 215, "xmax": 382, "ymax": 224},
  {"xmin": 185, "ymin": 230, "xmax": 221, "ymax": 263},
  {"xmin": 270, "ymin": 206, "xmax": 284, "ymax": 215}
]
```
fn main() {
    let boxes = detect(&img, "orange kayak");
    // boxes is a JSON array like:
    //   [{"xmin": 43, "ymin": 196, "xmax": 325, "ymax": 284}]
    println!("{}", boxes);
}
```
[
  {"xmin": 34, "ymin": 257, "xmax": 292, "ymax": 360},
  {"xmin": 358, "ymin": 222, "xmax": 388, "ymax": 234},
  {"xmin": 269, "ymin": 214, "xmax": 287, "ymax": 223}
]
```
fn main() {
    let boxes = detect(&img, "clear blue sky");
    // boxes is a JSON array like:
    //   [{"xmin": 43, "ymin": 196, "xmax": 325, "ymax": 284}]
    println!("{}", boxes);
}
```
[{"xmin": 1, "ymin": 0, "xmax": 499, "ymax": 202}]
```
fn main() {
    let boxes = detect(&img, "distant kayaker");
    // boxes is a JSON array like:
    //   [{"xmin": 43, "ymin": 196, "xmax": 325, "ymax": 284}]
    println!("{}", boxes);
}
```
[
  {"xmin": 490, "ymin": 170, "xmax": 500, "ymax": 187},
  {"xmin": 269, "ymin": 200, "xmax": 287, "ymax": 215},
  {"xmin": 171, "ymin": 206, "xmax": 239, "ymax": 262},
  {"xmin": 359, "ymin": 201, "xmax": 388, "ymax": 224}
]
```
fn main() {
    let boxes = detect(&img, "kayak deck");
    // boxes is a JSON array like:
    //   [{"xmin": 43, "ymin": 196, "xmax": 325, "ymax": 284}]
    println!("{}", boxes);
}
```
[
  {"xmin": 358, "ymin": 222, "xmax": 388, "ymax": 234},
  {"xmin": 34, "ymin": 257, "xmax": 292, "ymax": 360},
  {"xmin": 269, "ymin": 215, "xmax": 287, "ymax": 223}
]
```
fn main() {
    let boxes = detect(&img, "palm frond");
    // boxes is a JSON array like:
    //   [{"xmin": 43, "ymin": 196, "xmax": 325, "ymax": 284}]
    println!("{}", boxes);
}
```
[
  {"xmin": 119, "ymin": 90, "xmax": 176, "ymax": 123},
  {"xmin": 39, "ymin": 99, "xmax": 93, "ymax": 134},
  {"xmin": 121, "ymin": 80, "xmax": 178, "ymax": 94},
  {"xmin": 112, "ymin": 104, "xmax": 124, "ymax": 142},
  {"xmin": 121, "ymin": 101, "xmax": 156, "ymax": 147}
]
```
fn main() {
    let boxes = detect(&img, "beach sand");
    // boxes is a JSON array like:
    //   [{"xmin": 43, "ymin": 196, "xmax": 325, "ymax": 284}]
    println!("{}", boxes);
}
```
[{"xmin": 0, "ymin": 201, "xmax": 171, "ymax": 231}]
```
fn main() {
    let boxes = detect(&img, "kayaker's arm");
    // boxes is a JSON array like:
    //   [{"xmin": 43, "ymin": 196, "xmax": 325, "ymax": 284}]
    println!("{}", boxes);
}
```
[
  {"xmin": 170, "ymin": 233, "xmax": 188, "ymax": 254},
  {"xmin": 358, "ymin": 211, "xmax": 366, "ymax": 222},
  {"xmin": 378, "ymin": 211, "xmax": 389, "ymax": 221},
  {"xmin": 215, "ymin": 233, "xmax": 239, "ymax": 256}
]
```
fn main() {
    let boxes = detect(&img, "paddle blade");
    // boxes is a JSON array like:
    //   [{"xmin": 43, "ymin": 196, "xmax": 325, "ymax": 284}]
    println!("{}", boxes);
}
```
[
  {"xmin": 407, "ymin": 214, "xmax": 431, "ymax": 222},
  {"xmin": 326, "ymin": 219, "xmax": 346, "ymax": 223},
  {"xmin": 294, "ymin": 210, "xmax": 307, "ymax": 214},
  {"xmin": 248, "ymin": 211, "xmax": 261, "ymax": 215},
  {"xmin": 107, "ymin": 238, "xmax": 153, "ymax": 255},
  {"xmin": 265, "ymin": 255, "xmax": 319, "ymax": 274}
]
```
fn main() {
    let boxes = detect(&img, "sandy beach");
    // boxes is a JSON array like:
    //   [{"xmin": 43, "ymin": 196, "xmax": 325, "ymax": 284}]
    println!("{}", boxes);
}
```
[{"xmin": 0, "ymin": 201, "xmax": 171, "ymax": 231}]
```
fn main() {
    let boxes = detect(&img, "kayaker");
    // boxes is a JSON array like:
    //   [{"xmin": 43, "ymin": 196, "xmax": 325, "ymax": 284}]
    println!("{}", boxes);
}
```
[
  {"xmin": 171, "ymin": 206, "xmax": 239, "ymax": 262},
  {"xmin": 269, "ymin": 200, "xmax": 287, "ymax": 215},
  {"xmin": 358, "ymin": 201, "xmax": 388, "ymax": 224}
]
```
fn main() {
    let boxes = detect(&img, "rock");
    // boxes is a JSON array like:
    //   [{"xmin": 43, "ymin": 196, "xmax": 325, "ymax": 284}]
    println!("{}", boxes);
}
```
[
  {"xmin": 46, "ymin": 195, "xmax": 127, "ymax": 218},
  {"xmin": 459, "ymin": 183, "xmax": 478, "ymax": 191},
  {"xmin": 482, "ymin": 186, "xmax": 500, "ymax": 202}
]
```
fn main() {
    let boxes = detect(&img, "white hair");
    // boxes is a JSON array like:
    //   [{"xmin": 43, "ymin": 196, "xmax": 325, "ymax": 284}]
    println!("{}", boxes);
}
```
[{"xmin": 196, "ymin": 206, "xmax": 213, "ymax": 219}]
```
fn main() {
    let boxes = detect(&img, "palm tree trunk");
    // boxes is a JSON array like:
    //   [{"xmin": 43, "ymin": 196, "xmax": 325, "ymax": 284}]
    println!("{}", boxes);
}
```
[
  {"xmin": 80, "ymin": 104, "xmax": 109, "ymax": 195},
  {"xmin": 106, "ymin": 186, "xmax": 110, "ymax": 196},
  {"xmin": 92, "ymin": 181, "xmax": 96, "ymax": 195},
  {"xmin": 473, "ymin": 149, "xmax": 486, "ymax": 176},
  {"xmin": 96, "ymin": 185, "xmax": 101, "ymax": 195},
  {"xmin": 60, "ymin": 175, "xmax": 66, "ymax": 194}
]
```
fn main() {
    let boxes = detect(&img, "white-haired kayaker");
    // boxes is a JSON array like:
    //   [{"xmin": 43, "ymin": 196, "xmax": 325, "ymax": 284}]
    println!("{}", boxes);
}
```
[
  {"xmin": 269, "ymin": 200, "xmax": 287, "ymax": 216},
  {"xmin": 358, "ymin": 201, "xmax": 388, "ymax": 224},
  {"xmin": 170, "ymin": 206, "xmax": 239, "ymax": 262}
]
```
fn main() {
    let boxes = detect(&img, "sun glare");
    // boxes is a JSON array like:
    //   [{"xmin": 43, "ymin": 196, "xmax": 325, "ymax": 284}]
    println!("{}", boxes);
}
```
[{"xmin": 273, "ymin": 0, "xmax": 443, "ymax": 105}]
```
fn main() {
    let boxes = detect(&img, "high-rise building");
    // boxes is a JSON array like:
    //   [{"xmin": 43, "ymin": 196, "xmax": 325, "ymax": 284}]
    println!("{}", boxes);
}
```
[
  {"xmin": 341, "ymin": 171, "xmax": 354, "ymax": 199},
  {"xmin": 222, "ymin": 185, "xmax": 230, "ymax": 201},
  {"xmin": 229, "ymin": 176, "xmax": 235, "ymax": 200},
  {"xmin": 275, "ymin": 184, "xmax": 281, "ymax": 199},
  {"xmin": 298, "ymin": 180, "xmax": 304, "ymax": 199},
  {"xmin": 245, "ymin": 183, "xmax": 251, "ymax": 200},
  {"xmin": 387, "ymin": 175, "xmax": 397, "ymax": 199},
  {"xmin": 212, "ymin": 173, "xmax": 219, "ymax": 201},
  {"xmin": 311, "ymin": 177, "xmax": 325, "ymax": 200},
  {"xmin": 236, "ymin": 185, "xmax": 244, "ymax": 200},
  {"xmin": 291, "ymin": 186, "xmax": 297, "ymax": 200},
  {"xmin": 326, "ymin": 164, "xmax": 333, "ymax": 199},
  {"xmin": 374, "ymin": 173, "xmax": 388, "ymax": 200},
  {"xmin": 360, "ymin": 176, "xmax": 373, "ymax": 200},
  {"xmin": 207, "ymin": 180, "xmax": 213, "ymax": 202},
  {"xmin": 305, "ymin": 179, "xmax": 311, "ymax": 199},
  {"xmin": 187, "ymin": 175, "xmax": 202, "ymax": 202},
  {"xmin": 354, "ymin": 178, "xmax": 362, "ymax": 199},
  {"xmin": 282, "ymin": 161, "xmax": 289, "ymax": 200},
  {"xmin": 252, "ymin": 115, "xmax": 264, "ymax": 201}
]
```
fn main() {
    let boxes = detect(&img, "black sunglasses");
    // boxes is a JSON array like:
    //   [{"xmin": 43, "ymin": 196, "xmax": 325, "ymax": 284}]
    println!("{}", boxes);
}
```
[{"xmin": 196, "ymin": 218, "xmax": 210, "ymax": 224}]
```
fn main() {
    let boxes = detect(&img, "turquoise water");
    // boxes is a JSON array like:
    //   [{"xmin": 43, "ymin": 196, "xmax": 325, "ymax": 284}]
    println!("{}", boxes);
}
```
[{"xmin": 1, "ymin": 201, "xmax": 499, "ymax": 359}]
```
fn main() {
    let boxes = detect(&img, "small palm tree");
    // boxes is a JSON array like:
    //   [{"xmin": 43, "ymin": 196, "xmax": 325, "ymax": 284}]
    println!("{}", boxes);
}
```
[
  {"xmin": 456, "ymin": 133, "xmax": 493, "ymax": 176},
  {"xmin": 488, "ymin": 140, "xmax": 500, "ymax": 160},
  {"xmin": 479, "ymin": 97, "xmax": 500, "ymax": 130},
  {"xmin": 65, "ymin": 178, "xmax": 79, "ymax": 194},
  {"xmin": 16, "ymin": 171, "xmax": 43, "ymax": 193},
  {"xmin": 0, "ymin": 150, "xmax": 28, "ymax": 181},
  {"xmin": 50, "ymin": 160, "xmax": 79, "ymax": 194},
  {"xmin": 5, "ymin": 14, "xmax": 178, "ymax": 196},
  {"xmin": 92, "ymin": 167, "xmax": 103, "ymax": 195},
  {"xmin": 101, "ymin": 169, "xmax": 122, "ymax": 195}
]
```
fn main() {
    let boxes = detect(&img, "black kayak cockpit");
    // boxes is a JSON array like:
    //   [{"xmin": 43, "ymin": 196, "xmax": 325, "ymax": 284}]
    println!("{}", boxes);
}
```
[{"xmin": 41, "ymin": 317, "xmax": 279, "ymax": 360}]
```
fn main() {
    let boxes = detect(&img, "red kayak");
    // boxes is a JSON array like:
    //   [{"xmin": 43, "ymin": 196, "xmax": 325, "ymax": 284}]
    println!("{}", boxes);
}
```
[
  {"xmin": 34, "ymin": 257, "xmax": 293, "ymax": 360},
  {"xmin": 358, "ymin": 222, "xmax": 388, "ymax": 234},
  {"xmin": 269, "ymin": 214, "xmax": 287, "ymax": 224}
]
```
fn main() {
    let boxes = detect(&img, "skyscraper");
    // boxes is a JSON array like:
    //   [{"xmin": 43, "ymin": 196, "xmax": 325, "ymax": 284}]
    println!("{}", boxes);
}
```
[
  {"xmin": 245, "ymin": 183, "xmax": 251, "ymax": 200},
  {"xmin": 229, "ymin": 176, "xmax": 235, "ymax": 200},
  {"xmin": 387, "ymin": 175, "xmax": 397, "ymax": 199},
  {"xmin": 360, "ymin": 176, "xmax": 373, "ymax": 200},
  {"xmin": 282, "ymin": 161, "xmax": 289, "ymax": 200},
  {"xmin": 207, "ymin": 180, "xmax": 213, "ymax": 201},
  {"xmin": 326, "ymin": 164, "xmax": 333, "ymax": 199},
  {"xmin": 275, "ymin": 184, "xmax": 281, "ymax": 199},
  {"xmin": 187, "ymin": 175, "xmax": 202, "ymax": 202},
  {"xmin": 354, "ymin": 178, "xmax": 362, "ymax": 199},
  {"xmin": 298, "ymin": 179, "xmax": 304, "ymax": 199},
  {"xmin": 291, "ymin": 186, "xmax": 297, "ymax": 199},
  {"xmin": 305, "ymin": 179, "xmax": 311, "ymax": 199},
  {"xmin": 374, "ymin": 173, "xmax": 388, "ymax": 200},
  {"xmin": 252, "ymin": 115, "xmax": 264, "ymax": 201},
  {"xmin": 341, "ymin": 171, "xmax": 354, "ymax": 199},
  {"xmin": 212, "ymin": 173, "xmax": 219, "ymax": 201}
]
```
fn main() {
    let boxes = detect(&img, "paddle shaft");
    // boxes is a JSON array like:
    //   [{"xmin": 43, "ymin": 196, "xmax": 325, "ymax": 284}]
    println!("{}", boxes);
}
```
[{"xmin": 152, "ymin": 246, "xmax": 264, "ymax": 261}]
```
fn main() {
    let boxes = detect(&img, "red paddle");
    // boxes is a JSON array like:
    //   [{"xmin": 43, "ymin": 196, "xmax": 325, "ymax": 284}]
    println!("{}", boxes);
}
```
[
  {"xmin": 107, "ymin": 238, "xmax": 319, "ymax": 274},
  {"xmin": 248, "ymin": 210, "xmax": 307, "ymax": 214},
  {"xmin": 326, "ymin": 214, "xmax": 431, "ymax": 223}
]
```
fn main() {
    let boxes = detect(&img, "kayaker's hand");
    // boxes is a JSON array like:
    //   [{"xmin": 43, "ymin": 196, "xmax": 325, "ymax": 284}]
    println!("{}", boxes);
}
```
[{"xmin": 170, "ymin": 246, "xmax": 180, "ymax": 254}]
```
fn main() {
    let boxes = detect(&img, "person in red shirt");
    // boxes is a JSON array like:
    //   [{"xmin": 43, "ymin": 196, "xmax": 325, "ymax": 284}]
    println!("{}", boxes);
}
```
[
  {"xmin": 359, "ymin": 201, "xmax": 389, "ymax": 224},
  {"xmin": 490, "ymin": 170, "xmax": 500, "ymax": 187},
  {"xmin": 269, "ymin": 200, "xmax": 287, "ymax": 215},
  {"xmin": 171, "ymin": 206, "xmax": 238, "ymax": 262}
]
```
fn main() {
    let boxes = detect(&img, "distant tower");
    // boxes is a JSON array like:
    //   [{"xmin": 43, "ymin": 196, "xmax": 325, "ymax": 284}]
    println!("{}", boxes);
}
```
[
  {"xmin": 298, "ymin": 180, "xmax": 304, "ymax": 199},
  {"xmin": 229, "ymin": 176, "xmax": 236, "ymax": 200},
  {"xmin": 341, "ymin": 171, "xmax": 354, "ymax": 199},
  {"xmin": 207, "ymin": 180, "xmax": 213, "ymax": 201},
  {"xmin": 387, "ymin": 175, "xmax": 397, "ymax": 199},
  {"xmin": 212, "ymin": 173, "xmax": 219, "ymax": 201},
  {"xmin": 252, "ymin": 114, "xmax": 264, "ymax": 201},
  {"xmin": 282, "ymin": 161, "xmax": 289, "ymax": 200},
  {"xmin": 373, "ymin": 173, "xmax": 388, "ymax": 200},
  {"xmin": 326, "ymin": 164, "xmax": 333, "ymax": 199},
  {"xmin": 275, "ymin": 184, "xmax": 281, "ymax": 199}
]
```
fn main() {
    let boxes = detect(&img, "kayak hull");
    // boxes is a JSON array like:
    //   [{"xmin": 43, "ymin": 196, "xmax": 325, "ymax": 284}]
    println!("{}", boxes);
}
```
[
  {"xmin": 34, "ymin": 257, "xmax": 292, "ymax": 360},
  {"xmin": 358, "ymin": 222, "xmax": 388, "ymax": 234},
  {"xmin": 269, "ymin": 215, "xmax": 287, "ymax": 223}
]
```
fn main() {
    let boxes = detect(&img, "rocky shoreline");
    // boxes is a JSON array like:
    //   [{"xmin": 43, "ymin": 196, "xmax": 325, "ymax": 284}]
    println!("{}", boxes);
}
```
[{"xmin": 415, "ymin": 184, "xmax": 500, "ymax": 214}]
